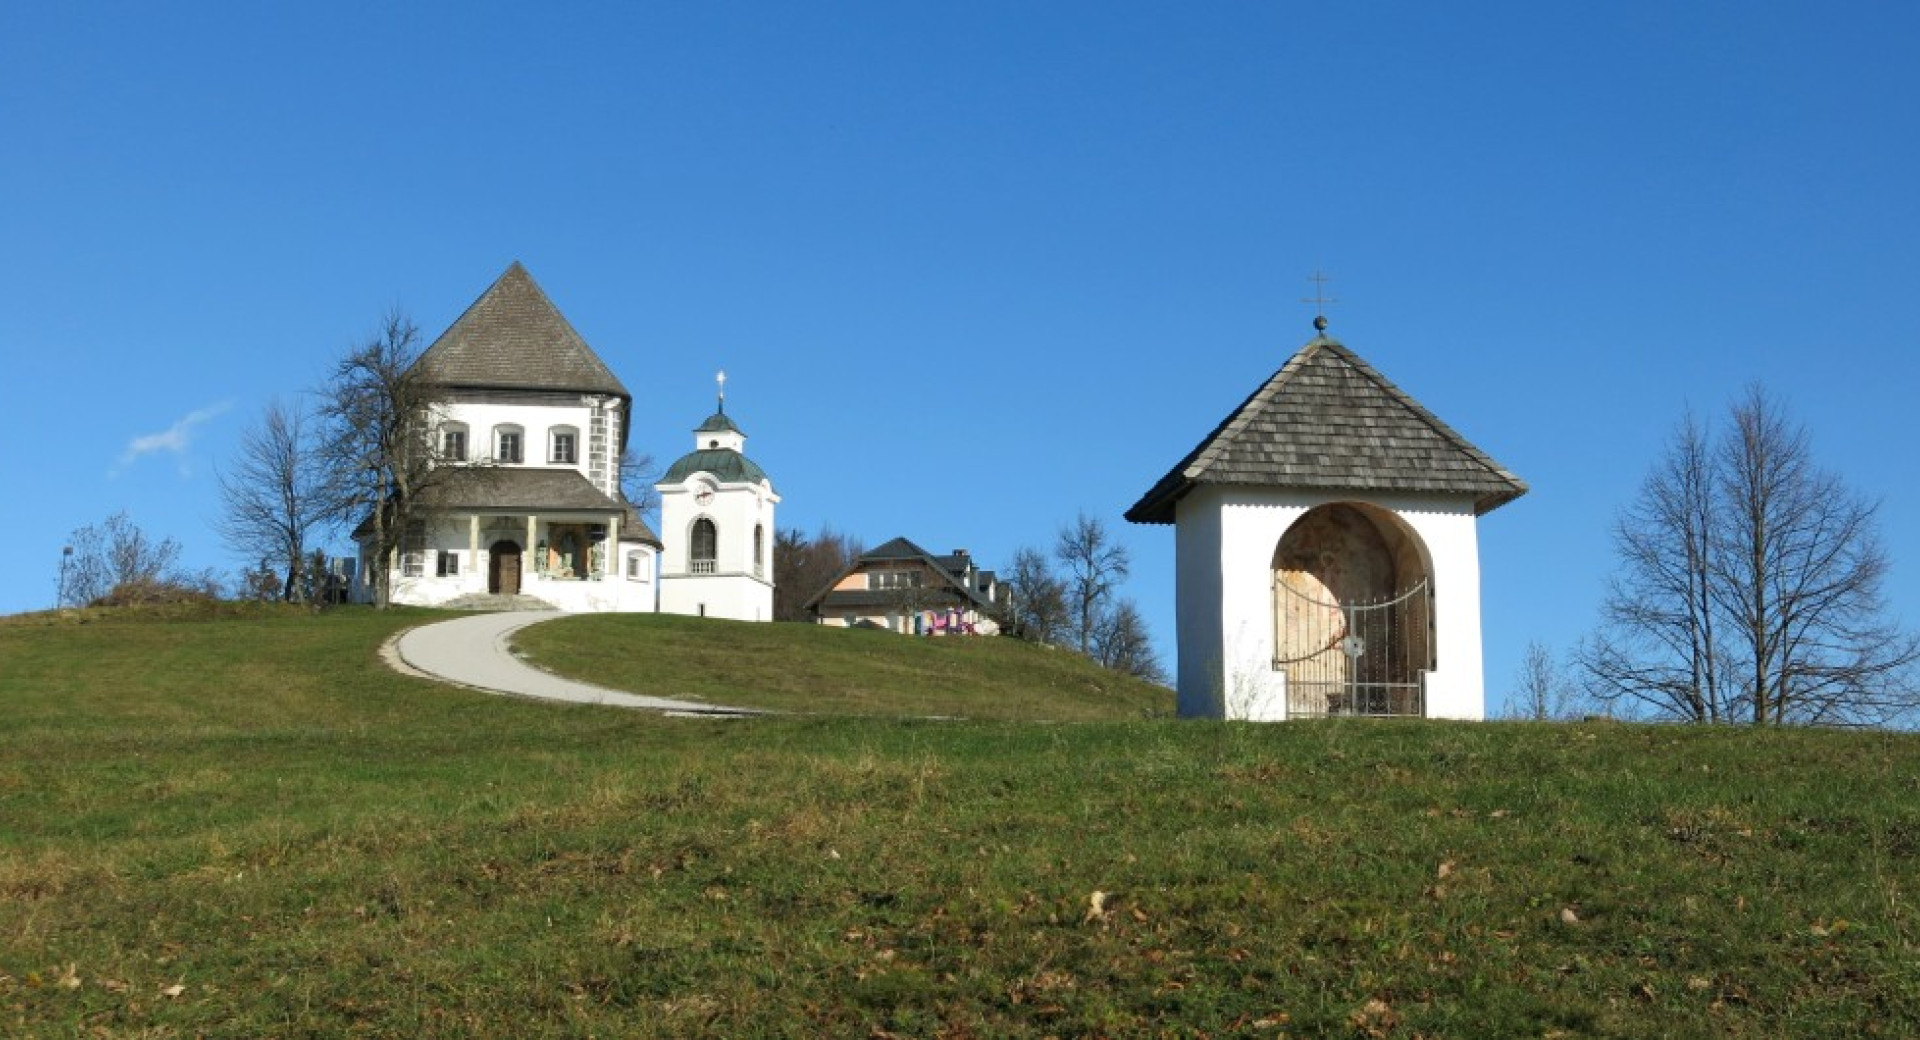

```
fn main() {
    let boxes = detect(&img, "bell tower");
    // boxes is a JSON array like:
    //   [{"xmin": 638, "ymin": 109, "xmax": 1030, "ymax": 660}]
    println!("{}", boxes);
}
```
[{"xmin": 656, "ymin": 372, "xmax": 779, "ymax": 621}]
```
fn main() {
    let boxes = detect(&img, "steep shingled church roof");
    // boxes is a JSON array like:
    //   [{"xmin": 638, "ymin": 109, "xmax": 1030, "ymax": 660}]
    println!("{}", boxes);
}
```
[
  {"xmin": 1126, "ymin": 329, "xmax": 1527, "ymax": 524},
  {"xmin": 414, "ymin": 261, "xmax": 629, "ymax": 397}
]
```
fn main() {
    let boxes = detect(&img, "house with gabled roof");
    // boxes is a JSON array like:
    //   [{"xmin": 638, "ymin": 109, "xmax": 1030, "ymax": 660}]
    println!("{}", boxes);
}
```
[
  {"xmin": 804, "ymin": 537, "xmax": 1009, "ymax": 635},
  {"xmin": 1127, "ymin": 315, "xmax": 1526, "ymax": 721},
  {"xmin": 353, "ymin": 261, "xmax": 668, "ymax": 612}
]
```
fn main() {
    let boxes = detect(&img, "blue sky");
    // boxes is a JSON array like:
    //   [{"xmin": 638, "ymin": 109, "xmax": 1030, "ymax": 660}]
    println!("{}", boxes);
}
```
[{"xmin": 4, "ymin": 3, "xmax": 1916, "ymax": 713}]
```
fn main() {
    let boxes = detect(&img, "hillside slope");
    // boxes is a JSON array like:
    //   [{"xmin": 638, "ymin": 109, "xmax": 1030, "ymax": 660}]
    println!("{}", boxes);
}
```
[
  {"xmin": 2, "ymin": 608, "xmax": 1917, "ymax": 1037},
  {"xmin": 512, "ymin": 612, "xmax": 1173, "ymax": 720}
]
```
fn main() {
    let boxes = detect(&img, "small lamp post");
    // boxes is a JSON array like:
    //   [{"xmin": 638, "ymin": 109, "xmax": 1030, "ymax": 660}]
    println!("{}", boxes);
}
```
[{"xmin": 56, "ymin": 545, "xmax": 73, "ymax": 609}]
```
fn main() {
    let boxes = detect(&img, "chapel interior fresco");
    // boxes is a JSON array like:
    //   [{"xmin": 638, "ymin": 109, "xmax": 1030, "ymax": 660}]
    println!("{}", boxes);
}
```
[{"xmin": 1272, "ymin": 502, "xmax": 1435, "ymax": 716}]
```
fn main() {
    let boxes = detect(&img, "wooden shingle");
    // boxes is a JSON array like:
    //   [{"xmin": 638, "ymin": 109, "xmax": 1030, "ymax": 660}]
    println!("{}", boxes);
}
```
[
  {"xmin": 1126, "ymin": 334, "xmax": 1527, "ymax": 524},
  {"xmin": 413, "ymin": 261, "xmax": 628, "ymax": 397}
]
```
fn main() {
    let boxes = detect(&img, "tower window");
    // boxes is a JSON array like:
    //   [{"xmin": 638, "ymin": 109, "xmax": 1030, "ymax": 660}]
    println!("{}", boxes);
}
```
[{"xmin": 691, "ymin": 517, "xmax": 717, "ymax": 575}]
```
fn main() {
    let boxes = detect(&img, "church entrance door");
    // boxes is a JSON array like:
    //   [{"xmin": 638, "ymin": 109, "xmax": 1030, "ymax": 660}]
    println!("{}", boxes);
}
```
[{"xmin": 489, "ymin": 541, "xmax": 522, "ymax": 596}]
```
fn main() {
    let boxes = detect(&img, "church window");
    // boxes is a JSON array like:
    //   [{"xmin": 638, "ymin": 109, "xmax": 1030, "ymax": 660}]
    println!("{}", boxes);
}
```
[
  {"xmin": 691, "ymin": 518, "xmax": 717, "ymax": 574},
  {"xmin": 400, "ymin": 520, "xmax": 427, "ymax": 577},
  {"xmin": 627, "ymin": 552, "xmax": 650, "ymax": 581},
  {"xmin": 495, "ymin": 425, "xmax": 524, "ymax": 464},
  {"xmin": 550, "ymin": 427, "xmax": 579, "ymax": 465},
  {"xmin": 436, "ymin": 550, "xmax": 461, "ymax": 577},
  {"xmin": 753, "ymin": 524, "xmax": 764, "ymax": 577},
  {"xmin": 441, "ymin": 424, "xmax": 468, "ymax": 461}
]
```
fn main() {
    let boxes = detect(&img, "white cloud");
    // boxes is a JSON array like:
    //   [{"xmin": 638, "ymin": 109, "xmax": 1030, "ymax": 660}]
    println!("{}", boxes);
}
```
[{"xmin": 112, "ymin": 401, "xmax": 233, "ymax": 477}]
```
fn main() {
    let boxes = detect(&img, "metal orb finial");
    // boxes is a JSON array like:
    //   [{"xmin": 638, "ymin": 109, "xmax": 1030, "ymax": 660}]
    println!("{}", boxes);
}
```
[{"xmin": 1302, "ymin": 270, "xmax": 1337, "ymax": 334}]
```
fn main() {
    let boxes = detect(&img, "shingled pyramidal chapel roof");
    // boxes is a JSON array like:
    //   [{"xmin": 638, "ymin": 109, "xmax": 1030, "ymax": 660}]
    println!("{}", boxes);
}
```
[{"xmin": 1126, "ymin": 319, "xmax": 1527, "ymax": 524}]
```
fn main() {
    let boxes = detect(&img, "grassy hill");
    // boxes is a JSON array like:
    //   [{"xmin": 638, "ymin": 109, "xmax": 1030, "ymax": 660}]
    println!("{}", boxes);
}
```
[
  {"xmin": 511, "ymin": 612, "xmax": 1174, "ymax": 719},
  {"xmin": 2, "ymin": 606, "xmax": 1918, "ymax": 1037}
]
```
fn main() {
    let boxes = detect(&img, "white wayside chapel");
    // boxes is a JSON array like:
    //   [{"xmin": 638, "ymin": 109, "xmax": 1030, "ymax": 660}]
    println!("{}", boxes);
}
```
[
  {"xmin": 1126, "ymin": 315, "xmax": 1527, "ymax": 721},
  {"xmin": 654, "ymin": 373, "xmax": 780, "ymax": 621}
]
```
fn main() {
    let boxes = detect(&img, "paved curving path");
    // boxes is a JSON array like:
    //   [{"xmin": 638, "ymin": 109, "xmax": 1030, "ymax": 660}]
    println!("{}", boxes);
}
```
[{"xmin": 391, "ymin": 610, "xmax": 758, "ymax": 715}]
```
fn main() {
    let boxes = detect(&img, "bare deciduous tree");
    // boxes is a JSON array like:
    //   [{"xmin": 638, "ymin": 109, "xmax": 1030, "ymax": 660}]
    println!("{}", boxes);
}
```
[
  {"xmin": 314, "ymin": 310, "xmax": 451, "ymax": 609},
  {"xmin": 62, "ymin": 511, "xmax": 209, "ymax": 606},
  {"xmin": 618, "ymin": 448, "xmax": 662, "ymax": 523},
  {"xmin": 216, "ymin": 398, "xmax": 331, "ymax": 602},
  {"xmin": 772, "ymin": 524, "xmax": 864, "ymax": 622},
  {"xmin": 1001, "ymin": 546, "xmax": 1069, "ymax": 645},
  {"xmin": 1091, "ymin": 597, "xmax": 1168, "ymax": 684},
  {"xmin": 1056, "ymin": 512, "xmax": 1130, "ymax": 656},
  {"xmin": 1580, "ymin": 386, "xmax": 1919, "ymax": 725},
  {"xmin": 1503, "ymin": 640, "xmax": 1582, "ymax": 720}
]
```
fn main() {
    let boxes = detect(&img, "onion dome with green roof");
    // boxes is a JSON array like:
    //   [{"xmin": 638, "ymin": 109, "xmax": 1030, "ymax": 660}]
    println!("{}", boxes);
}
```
[
  {"xmin": 661, "ymin": 446, "xmax": 769, "ymax": 485},
  {"xmin": 660, "ymin": 386, "xmax": 773, "ymax": 487}
]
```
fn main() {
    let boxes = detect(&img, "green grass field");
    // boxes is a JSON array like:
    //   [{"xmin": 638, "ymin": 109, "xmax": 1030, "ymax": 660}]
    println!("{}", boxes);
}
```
[
  {"xmin": 3, "ymin": 607, "xmax": 1917, "ymax": 1037},
  {"xmin": 512, "ymin": 611, "xmax": 1174, "ymax": 719}
]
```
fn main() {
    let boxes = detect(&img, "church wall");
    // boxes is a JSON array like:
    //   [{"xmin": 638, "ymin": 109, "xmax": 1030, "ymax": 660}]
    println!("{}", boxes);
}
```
[
  {"xmin": 374, "ymin": 512, "xmax": 658, "ymax": 612},
  {"xmin": 656, "ymin": 474, "xmax": 777, "ymax": 623},
  {"xmin": 1183, "ymin": 487, "xmax": 1487, "ymax": 721},
  {"xmin": 440, "ymin": 399, "xmax": 615, "ymax": 492},
  {"xmin": 659, "ymin": 573, "xmax": 772, "ymax": 621}
]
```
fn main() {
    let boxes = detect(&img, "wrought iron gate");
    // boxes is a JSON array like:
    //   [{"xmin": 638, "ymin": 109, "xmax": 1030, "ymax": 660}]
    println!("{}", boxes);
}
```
[{"xmin": 1274, "ymin": 577, "xmax": 1432, "ymax": 717}]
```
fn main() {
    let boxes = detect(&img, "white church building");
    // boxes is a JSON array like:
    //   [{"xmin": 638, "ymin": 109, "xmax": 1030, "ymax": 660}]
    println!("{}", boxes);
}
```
[
  {"xmin": 353, "ymin": 262, "xmax": 776, "ymax": 617},
  {"xmin": 1126, "ymin": 315, "xmax": 1525, "ymax": 721}
]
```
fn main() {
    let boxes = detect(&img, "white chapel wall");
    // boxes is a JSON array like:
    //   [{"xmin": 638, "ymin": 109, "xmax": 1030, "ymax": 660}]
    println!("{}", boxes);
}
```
[{"xmin": 1177, "ymin": 486, "xmax": 1487, "ymax": 721}]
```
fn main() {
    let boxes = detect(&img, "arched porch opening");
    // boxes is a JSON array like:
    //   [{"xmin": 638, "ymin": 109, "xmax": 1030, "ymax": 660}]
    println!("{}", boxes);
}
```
[{"xmin": 1272, "ymin": 502, "xmax": 1434, "ymax": 717}]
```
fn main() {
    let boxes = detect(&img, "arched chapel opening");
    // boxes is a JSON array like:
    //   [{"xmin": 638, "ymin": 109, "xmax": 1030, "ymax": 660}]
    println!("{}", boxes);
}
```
[{"xmin": 1272, "ymin": 502, "xmax": 1434, "ymax": 717}]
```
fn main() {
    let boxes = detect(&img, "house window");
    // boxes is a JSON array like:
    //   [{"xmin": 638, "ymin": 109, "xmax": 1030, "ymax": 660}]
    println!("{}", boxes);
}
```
[
  {"xmin": 627, "ymin": 552, "xmax": 650, "ymax": 581},
  {"xmin": 495, "ymin": 425, "xmax": 524, "ymax": 464},
  {"xmin": 441, "ymin": 425, "xmax": 468, "ymax": 461},
  {"xmin": 871, "ymin": 568, "xmax": 921, "ymax": 590},
  {"xmin": 437, "ymin": 550, "xmax": 461, "ymax": 577},
  {"xmin": 550, "ymin": 427, "xmax": 578, "ymax": 465},
  {"xmin": 691, "ymin": 518, "xmax": 717, "ymax": 575},
  {"xmin": 753, "ymin": 524, "xmax": 764, "ymax": 577}
]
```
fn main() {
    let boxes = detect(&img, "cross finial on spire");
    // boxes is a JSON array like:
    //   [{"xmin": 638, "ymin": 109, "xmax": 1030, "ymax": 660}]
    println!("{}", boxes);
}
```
[
  {"xmin": 716, "ymin": 369, "xmax": 726, "ymax": 413},
  {"xmin": 1302, "ymin": 270, "xmax": 1337, "ymax": 333}
]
